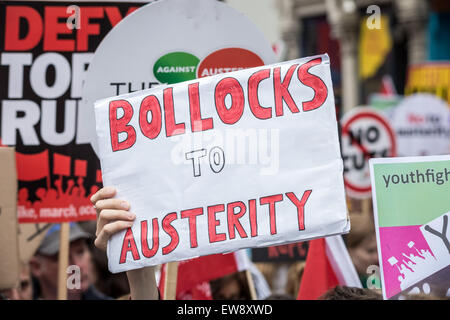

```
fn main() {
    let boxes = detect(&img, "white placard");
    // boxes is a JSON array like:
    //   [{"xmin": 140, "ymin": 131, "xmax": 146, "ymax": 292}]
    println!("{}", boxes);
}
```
[
  {"xmin": 94, "ymin": 54, "xmax": 350, "ymax": 273},
  {"xmin": 385, "ymin": 93, "xmax": 450, "ymax": 157}
]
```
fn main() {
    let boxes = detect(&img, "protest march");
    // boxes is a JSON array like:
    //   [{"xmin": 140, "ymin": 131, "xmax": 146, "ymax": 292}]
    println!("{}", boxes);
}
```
[{"xmin": 0, "ymin": 0, "xmax": 449, "ymax": 312}]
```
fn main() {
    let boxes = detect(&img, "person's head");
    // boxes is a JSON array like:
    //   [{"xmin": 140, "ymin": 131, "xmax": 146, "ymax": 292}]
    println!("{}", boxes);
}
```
[
  {"xmin": 29, "ymin": 223, "xmax": 94, "ymax": 299},
  {"xmin": 0, "ymin": 262, "xmax": 33, "ymax": 300},
  {"xmin": 264, "ymin": 293, "xmax": 295, "ymax": 300},
  {"xmin": 319, "ymin": 285, "xmax": 382, "ymax": 300},
  {"xmin": 344, "ymin": 213, "xmax": 379, "ymax": 276},
  {"xmin": 210, "ymin": 272, "xmax": 251, "ymax": 300},
  {"xmin": 89, "ymin": 243, "xmax": 130, "ymax": 298}
]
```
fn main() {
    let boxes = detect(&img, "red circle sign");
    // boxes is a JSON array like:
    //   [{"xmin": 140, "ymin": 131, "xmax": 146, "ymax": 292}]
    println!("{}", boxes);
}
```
[
  {"xmin": 197, "ymin": 47, "xmax": 264, "ymax": 78},
  {"xmin": 341, "ymin": 108, "xmax": 397, "ymax": 198}
]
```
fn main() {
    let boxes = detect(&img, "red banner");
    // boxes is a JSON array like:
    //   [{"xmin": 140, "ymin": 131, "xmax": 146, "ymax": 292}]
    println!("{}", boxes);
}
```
[{"xmin": 0, "ymin": 1, "xmax": 145, "ymax": 223}]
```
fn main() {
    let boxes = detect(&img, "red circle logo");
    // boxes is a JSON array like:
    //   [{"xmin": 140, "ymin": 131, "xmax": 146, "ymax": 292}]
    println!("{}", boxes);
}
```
[{"xmin": 197, "ymin": 48, "xmax": 264, "ymax": 78}]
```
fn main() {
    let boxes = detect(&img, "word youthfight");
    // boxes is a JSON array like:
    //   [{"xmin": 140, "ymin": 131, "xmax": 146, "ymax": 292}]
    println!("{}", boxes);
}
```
[
  {"xmin": 119, "ymin": 190, "xmax": 312, "ymax": 264},
  {"xmin": 108, "ymin": 57, "xmax": 328, "ymax": 152}
]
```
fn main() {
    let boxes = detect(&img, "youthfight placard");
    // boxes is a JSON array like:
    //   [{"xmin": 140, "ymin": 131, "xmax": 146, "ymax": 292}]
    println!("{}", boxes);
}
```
[{"xmin": 370, "ymin": 155, "xmax": 450, "ymax": 299}]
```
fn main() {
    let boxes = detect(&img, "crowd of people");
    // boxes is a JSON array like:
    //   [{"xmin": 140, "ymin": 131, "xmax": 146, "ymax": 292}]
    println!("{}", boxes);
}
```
[{"xmin": 0, "ymin": 187, "xmax": 443, "ymax": 301}]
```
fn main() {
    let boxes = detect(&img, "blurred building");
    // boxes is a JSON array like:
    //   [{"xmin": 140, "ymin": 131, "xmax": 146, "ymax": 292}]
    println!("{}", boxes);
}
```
[{"xmin": 271, "ymin": 0, "xmax": 450, "ymax": 116}]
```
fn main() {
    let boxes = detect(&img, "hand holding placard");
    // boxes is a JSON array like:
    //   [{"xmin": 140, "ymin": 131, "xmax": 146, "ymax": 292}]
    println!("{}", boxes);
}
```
[
  {"xmin": 90, "ymin": 187, "xmax": 135, "ymax": 251},
  {"xmin": 90, "ymin": 187, "xmax": 158, "ymax": 300}
]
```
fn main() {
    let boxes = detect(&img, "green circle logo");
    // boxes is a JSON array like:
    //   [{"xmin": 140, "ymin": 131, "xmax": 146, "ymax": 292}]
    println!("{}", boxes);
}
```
[{"xmin": 153, "ymin": 52, "xmax": 200, "ymax": 84}]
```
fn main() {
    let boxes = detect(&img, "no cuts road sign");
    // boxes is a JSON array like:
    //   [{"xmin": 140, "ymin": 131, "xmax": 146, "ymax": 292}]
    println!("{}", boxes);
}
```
[{"xmin": 341, "ymin": 107, "xmax": 397, "ymax": 198}]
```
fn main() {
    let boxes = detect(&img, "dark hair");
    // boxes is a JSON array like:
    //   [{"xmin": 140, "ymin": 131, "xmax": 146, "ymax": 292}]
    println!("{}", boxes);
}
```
[
  {"xmin": 210, "ymin": 271, "xmax": 251, "ymax": 300},
  {"xmin": 264, "ymin": 293, "xmax": 295, "ymax": 300},
  {"xmin": 319, "ymin": 285, "xmax": 382, "ymax": 300},
  {"xmin": 88, "ymin": 239, "xmax": 130, "ymax": 299}
]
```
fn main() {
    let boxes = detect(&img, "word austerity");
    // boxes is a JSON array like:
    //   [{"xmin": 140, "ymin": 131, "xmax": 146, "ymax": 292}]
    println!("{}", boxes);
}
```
[
  {"xmin": 108, "ymin": 58, "xmax": 328, "ymax": 152},
  {"xmin": 119, "ymin": 190, "xmax": 312, "ymax": 263}
]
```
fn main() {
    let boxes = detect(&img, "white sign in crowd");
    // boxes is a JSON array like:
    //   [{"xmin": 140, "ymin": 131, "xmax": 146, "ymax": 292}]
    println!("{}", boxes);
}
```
[{"xmin": 94, "ymin": 54, "xmax": 350, "ymax": 273}]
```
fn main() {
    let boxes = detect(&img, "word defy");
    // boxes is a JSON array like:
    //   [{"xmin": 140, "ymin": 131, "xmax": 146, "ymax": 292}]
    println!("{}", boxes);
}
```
[{"xmin": 108, "ymin": 57, "xmax": 328, "ymax": 151}]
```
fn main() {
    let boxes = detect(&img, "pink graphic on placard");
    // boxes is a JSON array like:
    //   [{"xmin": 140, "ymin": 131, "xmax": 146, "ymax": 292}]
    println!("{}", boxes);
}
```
[{"xmin": 379, "ymin": 225, "xmax": 436, "ymax": 299}]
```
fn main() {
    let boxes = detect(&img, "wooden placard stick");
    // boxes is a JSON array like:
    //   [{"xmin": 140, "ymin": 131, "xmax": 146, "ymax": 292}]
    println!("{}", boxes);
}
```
[
  {"xmin": 362, "ymin": 198, "xmax": 371, "ymax": 216},
  {"xmin": 164, "ymin": 261, "xmax": 179, "ymax": 300},
  {"xmin": 245, "ymin": 269, "xmax": 257, "ymax": 300},
  {"xmin": 57, "ymin": 222, "xmax": 70, "ymax": 300}
]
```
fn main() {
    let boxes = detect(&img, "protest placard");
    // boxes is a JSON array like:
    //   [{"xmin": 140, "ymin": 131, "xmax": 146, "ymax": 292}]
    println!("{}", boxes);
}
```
[
  {"xmin": 0, "ymin": 1, "xmax": 148, "ymax": 224},
  {"xmin": 405, "ymin": 62, "xmax": 450, "ymax": 106},
  {"xmin": 384, "ymin": 93, "xmax": 450, "ymax": 157},
  {"xmin": 341, "ymin": 107, "xmax": 397, "ymax": 199},
  {"xmin": 370, "ymin": 155, "xmax": 450, "ymax": 299},
  {"xmin": 368, "ymin": 94, "xmax": 402, "ymax": 113},
  {"xmin": 94, "ymin": 54, "xmax": 349, "ymax": 273},
  {"xmin": 0, "ymin": 147, "xmax": 20, "ymax": 290},
  {"xmin": 0, "ymin": 0, "xmax": 152, "ymax": 300}
]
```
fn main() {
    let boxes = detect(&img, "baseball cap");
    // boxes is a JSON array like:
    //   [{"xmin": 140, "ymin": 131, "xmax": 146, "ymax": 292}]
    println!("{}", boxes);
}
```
[{"xmin": 37, "ymin": 222, "xmax": 92, "ymax": 256}]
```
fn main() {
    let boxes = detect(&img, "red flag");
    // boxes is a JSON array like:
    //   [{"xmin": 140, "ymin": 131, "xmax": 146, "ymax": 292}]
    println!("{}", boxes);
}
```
[
  {"xmin": 297, "ymin": 236, "xmax": 361, "ymax": 300},
  {"xmin": 379, "ymin": 75, "xmax": 397, "ymax": 96},
  {"xmin": 53, "ymin": 153, "xmax": 71, "ymax": 176},
  {"xmin": 159, "ymin": 251, "xmax": 250, "ymax": 299},
  {"xmin": 16, "ymin": 150, "xmax": 50, "ymax": 181},
  {"xmin": 176, "ymin": 282, "xmax": 213, "ymax": 300},
  {"xmin": 297, "ymin": 238, "xmax": 338, "ymax": 300}
]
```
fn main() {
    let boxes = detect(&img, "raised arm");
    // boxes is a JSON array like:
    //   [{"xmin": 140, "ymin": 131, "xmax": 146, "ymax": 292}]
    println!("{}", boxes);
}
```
[{"xmin": 90, "ymin": 186, "xmax": 159, "ymax": 300}]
